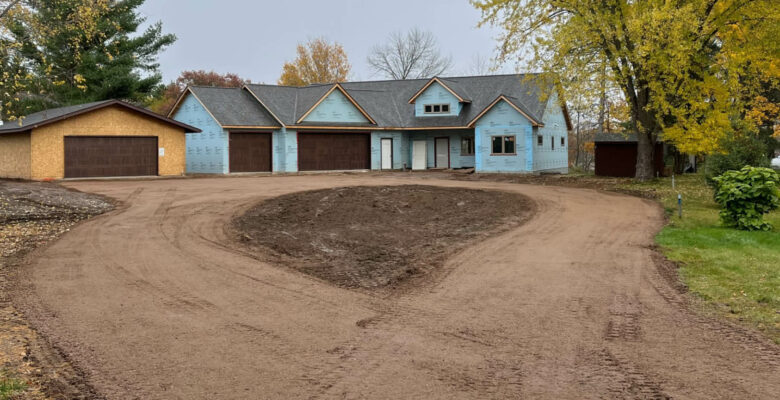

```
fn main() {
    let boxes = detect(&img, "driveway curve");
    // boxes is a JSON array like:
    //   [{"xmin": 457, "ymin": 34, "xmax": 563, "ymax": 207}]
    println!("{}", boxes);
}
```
[{"xmin": 16, "ymin": 175, "xmax": 779, "ymax": 399}]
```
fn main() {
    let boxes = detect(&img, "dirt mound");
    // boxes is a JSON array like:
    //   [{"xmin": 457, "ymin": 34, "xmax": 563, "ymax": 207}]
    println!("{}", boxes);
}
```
[{"xmin": 232, "ymin": 185, "xmax": 534, "ymax": 289}]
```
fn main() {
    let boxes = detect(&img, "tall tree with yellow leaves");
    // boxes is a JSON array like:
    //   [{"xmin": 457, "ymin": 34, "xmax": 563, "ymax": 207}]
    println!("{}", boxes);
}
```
[
  {"xmin": 278, "ymin": 38, "xmax": 350, "ymax": 86},
  {"xmin": 473, "ymin": 0, "xmax": 780, "ymax": 180}
]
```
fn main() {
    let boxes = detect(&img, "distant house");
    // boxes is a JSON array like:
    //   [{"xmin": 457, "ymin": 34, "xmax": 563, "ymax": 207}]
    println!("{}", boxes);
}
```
[
  {"xmin": 594, "ymin": 133, "xmax": 665, "ymax": 177},
  {"xmin": 169, "ymin": 74, "xmax": 573, "ymax": 174},
  {"xmin": 0, "ymin": 100, "xmax": 200, "ymax": 180}
]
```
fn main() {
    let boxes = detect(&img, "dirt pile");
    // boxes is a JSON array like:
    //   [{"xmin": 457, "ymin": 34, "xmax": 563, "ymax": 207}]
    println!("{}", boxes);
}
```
[
  {"xmin": 233, "ymin": 185, "xmax": 534, "ymax": 290},
  {"xmin": 0, "ymin": 180, "xmax": 113, "ymax": 399},
  {"xmin": 1, "ymin": 181, "xmax": 114, "ymax": 258}
]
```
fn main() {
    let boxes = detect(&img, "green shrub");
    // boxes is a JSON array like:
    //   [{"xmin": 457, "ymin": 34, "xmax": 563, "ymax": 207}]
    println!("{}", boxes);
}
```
[
  {"xmin": 705, "ymin": 133, "xmax": 770, "ymax": 182},
  {"xmin": 713, "ymin": 166, "xmax": 779, "ymax": 231}
]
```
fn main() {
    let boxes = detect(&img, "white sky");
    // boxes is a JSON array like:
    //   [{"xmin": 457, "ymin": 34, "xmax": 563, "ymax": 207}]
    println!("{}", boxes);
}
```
[{"xmin": 138, "ymin": 0, "xmax": 516, "ymax": 84}]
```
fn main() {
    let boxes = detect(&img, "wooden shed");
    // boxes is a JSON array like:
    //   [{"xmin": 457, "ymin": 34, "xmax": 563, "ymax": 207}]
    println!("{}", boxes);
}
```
[
  {"xmin": 594, "ymin": 133, "xmax": 665, "ymax": 177},
  {"xmin": 0, "ymin": 100, "xmax": 200, "ymax": 180}
]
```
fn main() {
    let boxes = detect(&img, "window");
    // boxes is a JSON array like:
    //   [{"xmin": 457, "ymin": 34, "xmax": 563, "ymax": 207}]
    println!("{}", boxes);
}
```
[
  {"xmin": 551, "ymin": 137, "xmax": 555, "ymax": 150},
  {"xmin": 424, "ymin": 104, "xmax": 451, "ymax": 114},
  {"xmin": 491, "ymin": 135, "xmax": 516, "ymax": 155},
  {"xmin": 537, "ymin": 135, "xmax": 543, "ymax": 146},
  {"xmin": 461, "ymin": 137, "xmax": 474, "ymax": 155},
  {"xmin": 561, "ymin": 137, "xmax": 565, "ymax": 147}
]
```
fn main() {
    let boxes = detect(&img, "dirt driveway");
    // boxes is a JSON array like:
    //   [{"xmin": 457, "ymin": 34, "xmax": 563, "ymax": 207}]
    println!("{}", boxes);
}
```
[{"xmin": 14, "ymin": 175, "xmax": 779, "ymax": 399}]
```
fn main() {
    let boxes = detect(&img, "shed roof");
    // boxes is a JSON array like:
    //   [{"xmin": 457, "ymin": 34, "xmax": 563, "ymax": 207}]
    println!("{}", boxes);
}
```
[
  {"xmin": 594, "ymin": 133, "xmax": 637, "ymax": 142},
  {"xmin": 0, "ymin": 100, "xmax": 201, "ymax": 134}
]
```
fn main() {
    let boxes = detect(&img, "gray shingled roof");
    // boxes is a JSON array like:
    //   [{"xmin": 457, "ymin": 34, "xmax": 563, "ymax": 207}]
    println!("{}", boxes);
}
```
[
  {"xmin": 0, "ymin": 99, "xmax": 200, "ymax": 134},
  {"xmin": 195, "ymin": 74, "xmax": 556, "ymax": 129},
  {"xmin": 190, "ymin": 86, "xmax": 280, "ymax": 127},
  {"xmin": 0, "ymin": 100, "xmax": 112, "ymax": 132}
]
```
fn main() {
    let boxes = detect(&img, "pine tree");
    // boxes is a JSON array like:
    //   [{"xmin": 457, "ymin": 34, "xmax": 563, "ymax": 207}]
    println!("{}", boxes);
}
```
[{"xmin": 11, "ymin": 0, "xmax": 175, "ymax": 112}]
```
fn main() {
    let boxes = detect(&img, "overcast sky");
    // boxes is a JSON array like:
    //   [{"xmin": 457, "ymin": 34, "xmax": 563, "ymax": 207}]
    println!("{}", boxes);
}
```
[{"xmin": 138, "ymin": 0, "xmax": 515, "ymax": 84}]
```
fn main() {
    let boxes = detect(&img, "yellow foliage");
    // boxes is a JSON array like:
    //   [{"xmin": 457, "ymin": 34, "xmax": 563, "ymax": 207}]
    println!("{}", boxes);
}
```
[
  {"xmin": 278, "ymin": 38, "xmax": 351, "ymax": 87},
  {"xmin": 473, "ymin": 0, "xmax": 780, "ymax": 159}
]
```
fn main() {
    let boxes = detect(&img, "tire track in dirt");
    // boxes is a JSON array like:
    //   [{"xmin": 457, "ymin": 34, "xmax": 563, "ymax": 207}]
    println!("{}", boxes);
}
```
[{"xmin": 13, "ymin": 175, "xmax": 780, "ymax": 399}]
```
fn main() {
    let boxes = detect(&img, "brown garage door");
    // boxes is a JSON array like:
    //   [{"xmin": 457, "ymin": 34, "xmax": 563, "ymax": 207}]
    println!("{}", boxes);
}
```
[
  {"xmin": 229, "ymin": 132, "xmax": 272, "ymax": 173},
  {"xmin": 64, "ymin": 136, "xmax": 158, "ymax": 178},
  {"xmin": 298, "ymin": 133, "xmax": 370, "ymax": 171}
]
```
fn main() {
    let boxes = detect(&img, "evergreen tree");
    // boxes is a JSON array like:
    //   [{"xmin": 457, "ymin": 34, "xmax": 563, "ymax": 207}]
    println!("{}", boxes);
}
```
[{"xmin": 11, "ymin": 0, "xmax": 175, "ymax": 111}]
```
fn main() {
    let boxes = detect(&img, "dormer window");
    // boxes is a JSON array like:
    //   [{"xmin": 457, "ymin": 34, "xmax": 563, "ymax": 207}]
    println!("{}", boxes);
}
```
[{"xmin": 424, "ymin": 104, "xmax": 450, "ymax": 114}]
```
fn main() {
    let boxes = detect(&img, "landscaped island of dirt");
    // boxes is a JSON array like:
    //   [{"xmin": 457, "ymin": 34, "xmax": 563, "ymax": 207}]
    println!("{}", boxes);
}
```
[{"xmin": 232, "ymin": 185, "xmax": 535, "ymax": 290}]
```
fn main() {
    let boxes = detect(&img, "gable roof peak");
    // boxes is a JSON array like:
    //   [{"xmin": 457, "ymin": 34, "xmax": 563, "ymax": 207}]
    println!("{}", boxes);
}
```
[
  {"xmin": 408, "ymin": 76, "xmax": 472, "ymax": 104},
  {"xmin": 2, "ymin": 99, "xmax": 200, "ymax": 134},
  {"xmin": 295, "ymin": 83, "xmax": 376, "ymax": 125}
]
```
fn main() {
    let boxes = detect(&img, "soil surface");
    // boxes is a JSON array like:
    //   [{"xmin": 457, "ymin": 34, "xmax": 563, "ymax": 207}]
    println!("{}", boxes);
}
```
[
  {"xmin": 10, "ymin": 174, "xmax": 780, "ymax": 399},
  {"xmin": 233, "ymin": 185, "xmax": 533, "ymax": 290},
  {"xmin": 0, "ymin": 180, "xmax": 112, "ymax": 399}
]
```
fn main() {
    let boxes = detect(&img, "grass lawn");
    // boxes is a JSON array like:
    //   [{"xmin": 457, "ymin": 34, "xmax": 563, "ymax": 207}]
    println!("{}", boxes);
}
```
[
  {"xmin": 0, "ymin": 375, "xmax": 26, "ymax": 400},
  {"xmin": 621, "ymin": 173, "xmax": 780, "ymax": 343}
]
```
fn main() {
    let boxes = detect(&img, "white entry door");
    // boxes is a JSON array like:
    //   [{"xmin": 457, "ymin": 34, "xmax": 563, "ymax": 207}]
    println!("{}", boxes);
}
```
[
  {"xmin": 435, "ymin": 137, "xmax": 449, "ymax": 168},
  {"xmin": 412, "ymin": 140, "xmax": 427, "ymax": 170},
  {"xmin": 381, "ymin": 138, "xmax": 392, "ymax": 170}
]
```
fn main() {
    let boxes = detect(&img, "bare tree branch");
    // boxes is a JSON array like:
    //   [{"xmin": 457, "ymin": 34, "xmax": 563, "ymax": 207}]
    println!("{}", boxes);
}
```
[
  {"xmin": 367, "ymin": 28, "xmax": 453, "ymax": 80},
  {"xmin": 0, "ymin": 0, "xmax": 23, "ymax": 21}
]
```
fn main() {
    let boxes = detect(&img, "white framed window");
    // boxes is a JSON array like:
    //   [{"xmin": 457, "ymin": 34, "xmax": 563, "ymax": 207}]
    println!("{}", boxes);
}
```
[
  {"xmin": 561, "ymin": 137, "xmax": 565, "ymax": 147},
  {"xmin": 491, "ymin": 135, "xmax": 516, "ymax": 155},
  {"xmin": 424, "ymin": 104, "xmax": 451, "ymax": 114},
  {"xmin": 537, "ymin": 135, "xmax": 543, "ymax": 146}
]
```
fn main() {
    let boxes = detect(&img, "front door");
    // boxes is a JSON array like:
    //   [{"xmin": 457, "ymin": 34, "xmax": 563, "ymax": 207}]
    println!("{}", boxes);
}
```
[
  {"xmin": 412, "ymin": 140, "xmax": 427, "ymax": 170},
  {"xmin": 381, "ymin": 138, "xmax": 392, "ymax": 170},
  {"xmin": 435, "ymin": 137, "xmax": 450, "ymax": 168}
]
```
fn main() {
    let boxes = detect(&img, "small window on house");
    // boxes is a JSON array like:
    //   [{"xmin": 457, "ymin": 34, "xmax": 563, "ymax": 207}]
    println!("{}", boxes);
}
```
[
  {"xmin": 561, "ymin": 137, "xmax": 565, "ymax": 147},
  {"xmin": 424, "ymin": 104, "xmax": 451, "ymax": 114},
  {"xmin": 461, "ymin": 137, "xmax": 474, "ymax": 155},
  {"xmin": 537, "ymin": 135, "xmax": 543, "ymax": 146},
  {"xmin": 491, "ymin": 136, "xmax": 516, "ymax": 155},
  {"xmin": 552, "ymin": 138, "xmax": 555, "ymax": 150}
]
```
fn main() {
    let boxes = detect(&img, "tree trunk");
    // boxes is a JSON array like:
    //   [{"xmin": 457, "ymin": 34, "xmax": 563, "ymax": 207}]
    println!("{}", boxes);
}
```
[
  {"xmin": 635, "ymin": 130, "xmax": 655, "ymax": 181},
  {"xmin": 633, "ymin": 87, "xmax": 657, "ymax": 181}
]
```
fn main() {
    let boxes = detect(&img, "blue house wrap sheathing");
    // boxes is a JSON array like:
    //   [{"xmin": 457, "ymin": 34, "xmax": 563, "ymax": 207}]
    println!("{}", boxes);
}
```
[{"xmin": 169, "ymin": 74, "xmax": 572, "ymax": 174}]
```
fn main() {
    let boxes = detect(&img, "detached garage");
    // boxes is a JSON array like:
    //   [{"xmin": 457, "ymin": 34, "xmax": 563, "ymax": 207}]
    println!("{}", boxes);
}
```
[
  {"xmin": 594, "ymin": 133, "xmax": 665, "ymax": 177},
  {"xmin": 0, "ymin": 100, "xmax": 199, "ymax": 180}
]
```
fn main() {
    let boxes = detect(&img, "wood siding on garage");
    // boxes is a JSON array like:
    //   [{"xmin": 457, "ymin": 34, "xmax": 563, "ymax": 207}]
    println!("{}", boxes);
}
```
[
  {"xmin": 64, "ymin": 136, "xmax": 158, "ymax": 178},
  {"xmin": 0, "ymin": 133, "xmax": 32, "ymax": 179},
  {"xmin": 595, "ymin": 142, "xmax": 665, "ymax": 177},
  {"xmin": 298, "ymin": 132, "xmax": 370, "ymax": 171},
  {"xmin": 229, "ymin": 132, "xmax": 272, "ymax": 173},
  {"xmin": 30, "ymin": 105, "xmax": 185, "ymax": 180}
]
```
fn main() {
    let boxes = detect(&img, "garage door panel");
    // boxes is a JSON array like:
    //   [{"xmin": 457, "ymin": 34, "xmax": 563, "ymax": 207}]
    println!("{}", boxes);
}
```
[
  {"xmin": 64, "ymin": 137, "xmax": 158, "ymax": 178},
  {"xmin": 229, "ymin": 132, "xmax": 272, "ymax": 173},
  {"xmin": 298, "ymin": 133, "xmax": 370, "ymax": 171}
]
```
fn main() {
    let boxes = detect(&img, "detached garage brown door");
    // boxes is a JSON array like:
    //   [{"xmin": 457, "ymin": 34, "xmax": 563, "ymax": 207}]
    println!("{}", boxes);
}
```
[
  {"xmin": 298, "ymin": 133, "xmax": 370, "ymax": 171},
  {"xmin": 64, "ymin": 136, "xmax": 158, "ymax": 178},
  {"xmin": 229, "ymin": 132, "xmax": 272, "ymax": 173}
]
